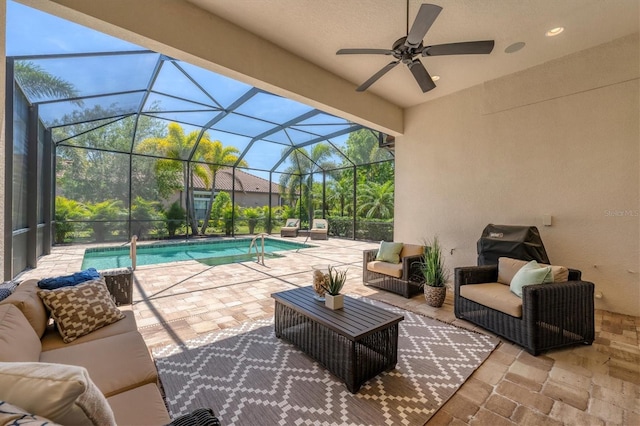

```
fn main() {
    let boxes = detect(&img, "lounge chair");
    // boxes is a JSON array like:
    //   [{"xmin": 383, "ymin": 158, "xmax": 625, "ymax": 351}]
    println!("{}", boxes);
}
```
[
  {"xmin": 280, "ymin": 218, "xmax": 300, "ymax": 237},
  {"xmin": 309, "ymin": 219, "xmax": 328, "ymax": 240},
  {"xmin": 363, "ymin": 242, "xmax": 425, "ymax": 298}
]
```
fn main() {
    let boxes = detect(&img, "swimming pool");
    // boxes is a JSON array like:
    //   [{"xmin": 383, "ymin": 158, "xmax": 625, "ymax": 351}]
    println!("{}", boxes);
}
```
[{"xmin": 81, "ymin": 238, "xmax": 314, "ymax": 270}]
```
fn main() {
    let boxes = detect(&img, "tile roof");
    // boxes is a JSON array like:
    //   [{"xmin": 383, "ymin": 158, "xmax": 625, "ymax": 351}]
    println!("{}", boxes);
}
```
[{"xmin": 191, "ymin": 167, "xmax": 280, "ymax": 194}]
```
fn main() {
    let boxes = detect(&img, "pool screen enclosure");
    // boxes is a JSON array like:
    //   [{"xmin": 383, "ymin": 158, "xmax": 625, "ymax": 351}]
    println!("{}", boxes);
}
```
[{"xmin": 5, "ymin": 49, "xmax": 395, "ymax": 280}]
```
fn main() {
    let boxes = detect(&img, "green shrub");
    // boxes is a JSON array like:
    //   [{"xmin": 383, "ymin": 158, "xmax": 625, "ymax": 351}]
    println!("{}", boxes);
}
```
[{"xmin": 164, "ymin": 201, "xmax": 185, "ymax": 237}]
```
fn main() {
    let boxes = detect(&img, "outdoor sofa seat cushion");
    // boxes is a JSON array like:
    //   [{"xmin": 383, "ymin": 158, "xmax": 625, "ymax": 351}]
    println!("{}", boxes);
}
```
[
  {"xmin": 40, "ymin": 307, "xmax": 137, "ymax": 351},
  {"xmin": 107, "ymin": 383, "xmax": 172, "ymax": 425},
  {"xmin": 39, "ymin": 331, "xmax": 159, "ymax": 398},
  {"xmin": 366, "ymin": 261, "xmax": 403, "ymax": 278},
  {"xmin": 459, "ymin": 282, "xmax": 522, "ymax": 317}
]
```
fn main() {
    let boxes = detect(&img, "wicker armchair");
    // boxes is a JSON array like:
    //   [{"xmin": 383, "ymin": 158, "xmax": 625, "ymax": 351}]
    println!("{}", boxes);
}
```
[
  {"xmin": 309, "ymin": 219, "xmax": 329, "ymax": 240},
  {"xmin": 363, "ymin": 244, "xmax": 424, "ymax": 298},
  {"xmin": 280, "ymin": 218, "xmax": 300, "ymax": 237},
  {"xmin": 99, "ymin": 267, "xmax": 134, "ymax": 305},
  {"xmin": 454, "ymin": 265, "xmax": 594, "ymax": 355}
]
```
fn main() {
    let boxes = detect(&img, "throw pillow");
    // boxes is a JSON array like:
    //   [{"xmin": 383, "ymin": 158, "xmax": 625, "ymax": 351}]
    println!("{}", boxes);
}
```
[
  {"xmin": 509, "ymin": 260, "xmax": 554, "ymax": 298},
  {"xmin": 0, "ymin": 289, "xmax": 11, "ymax": 302},
  {"xmin": 0, "ymin": 401, "xmax": 61, "ymax": 425},
  {"xmin": 375, "ymin": 241, "xmax": 404, "ymax": 264},
  {"xmin": 315, "ymin": 222, "xmax": 326, "ymax": 229},
  {"xmin": 38, "ymin": 268, "xmax": 101, "ymax": 290},
  {"xmin": 0, "ymin": 362, "xmax": 116, "ymax": 426},
  {"xmin": 37, "ymin": 278, "xmax": 125, "ymax": 343}
]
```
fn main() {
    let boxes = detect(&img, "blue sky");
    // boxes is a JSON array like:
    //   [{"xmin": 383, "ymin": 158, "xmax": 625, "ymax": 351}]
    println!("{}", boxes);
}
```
[{"xmin": 7, "ymin": 0, "xmax": 140, "ymax": 55}]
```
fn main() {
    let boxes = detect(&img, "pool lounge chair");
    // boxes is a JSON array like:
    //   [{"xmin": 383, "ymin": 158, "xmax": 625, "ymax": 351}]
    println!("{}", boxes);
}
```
[
  {"xmin": 310, "ymin": 219, "xmax": 328, "ymax": 240},
  {"xmin": 280, "ymin": 218, "xmax": 300, "ymax": 237}
]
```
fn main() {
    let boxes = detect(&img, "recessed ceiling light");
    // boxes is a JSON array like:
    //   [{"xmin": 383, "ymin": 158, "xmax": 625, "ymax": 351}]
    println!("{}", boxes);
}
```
[
  {"xmin": 504, "ymin": 42, "xmax": 526, "ymax": 53},
  {"xmin": 546, "ymin": 27, "xmax": 564, "ymax": 37},
  {"xmin": 431, "ymin": 75, "xmax": 440, "ymax": 82}
]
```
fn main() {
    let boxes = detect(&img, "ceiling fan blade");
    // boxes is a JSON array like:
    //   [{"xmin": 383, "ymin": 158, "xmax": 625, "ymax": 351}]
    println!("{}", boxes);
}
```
[
  {"xmin": 405, "ymin": 4, "xmax": 443, "ymax": 48},
  {"xmin": 407, "ymin": 59, "xmax": 436, "ymax": 93},
  {"xmin": 356, "ymin": 61, "xmax": 400, "ymax": 92},
  {"xmin": 337, "ymin": 48, "xmax": 395, "ymax": 56},
  {"xmin": 423, "ymin": 40, "xmax": 495, "ymax": 56}
]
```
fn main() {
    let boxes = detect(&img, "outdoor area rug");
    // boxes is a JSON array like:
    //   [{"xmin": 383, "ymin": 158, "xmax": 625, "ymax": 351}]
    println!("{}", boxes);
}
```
[{"xmin": 153, "ymin": 297, "xmax": 499, "ymax": 426}]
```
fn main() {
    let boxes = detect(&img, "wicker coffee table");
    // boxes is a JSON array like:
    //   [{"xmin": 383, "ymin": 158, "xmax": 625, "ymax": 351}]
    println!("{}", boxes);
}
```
[{"xmin": 271, "ymin": 286, "xmax": 404, "ymax": 393}]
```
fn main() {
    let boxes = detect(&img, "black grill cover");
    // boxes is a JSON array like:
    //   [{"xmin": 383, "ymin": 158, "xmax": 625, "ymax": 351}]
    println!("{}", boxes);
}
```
[{"xmin": 477, "ymin": 224, "xmax": 550, "ymax": 266}]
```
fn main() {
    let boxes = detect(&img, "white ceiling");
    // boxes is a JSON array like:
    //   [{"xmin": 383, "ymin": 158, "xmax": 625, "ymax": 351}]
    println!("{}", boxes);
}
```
[{"xmin": 186, "ymin": 0, "xmax": 639, "ymax": 109}]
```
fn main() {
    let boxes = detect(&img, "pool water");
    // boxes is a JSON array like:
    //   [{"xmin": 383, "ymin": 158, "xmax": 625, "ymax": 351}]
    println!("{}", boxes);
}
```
[{"xmin": 81, "ymin": 238, "xmax": 313, "ymax": 270}]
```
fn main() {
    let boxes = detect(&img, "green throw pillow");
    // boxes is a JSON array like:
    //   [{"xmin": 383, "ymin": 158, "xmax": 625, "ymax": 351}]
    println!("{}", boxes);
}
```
[
  {"xmin": 286, "ymin": 221, "xmax": 297, "ymax": 227},
  {"xmin": 315, "ymin": 223, "xmax": 325, "ymax": 229},
  {"xmin": 509, "ymin": 260, "xmax": 553, "ymax": 298},
  {"xmin": 375, "ymin": 241, "xmax": 404, "ymax": 264}
]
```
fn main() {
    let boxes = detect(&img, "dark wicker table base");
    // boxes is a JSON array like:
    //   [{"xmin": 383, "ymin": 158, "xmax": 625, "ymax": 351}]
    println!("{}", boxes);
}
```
[{"xmin": 273, "ymin": 288, "xmax": 402, "ymax": 393}]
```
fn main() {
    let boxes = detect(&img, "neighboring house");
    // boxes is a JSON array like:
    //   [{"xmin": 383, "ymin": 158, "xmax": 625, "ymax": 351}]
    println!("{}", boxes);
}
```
[{"xmin": 168, "ymin": 167, "xmax": 282, "ymax": 220}]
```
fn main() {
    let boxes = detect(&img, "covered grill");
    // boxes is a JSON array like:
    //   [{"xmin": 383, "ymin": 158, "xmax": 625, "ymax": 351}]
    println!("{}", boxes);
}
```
[{"xmin": 477, "ymin": 224, "xmax": 550, "ymax": 266}]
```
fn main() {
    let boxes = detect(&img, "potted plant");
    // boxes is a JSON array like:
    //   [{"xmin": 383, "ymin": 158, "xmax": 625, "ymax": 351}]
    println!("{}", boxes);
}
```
[
  {"xmin": 322, "ymin": 266, "xmax": 348, "ymax": 310},
  {"xmin": 421, "ymin": 236, "xmax": 450, "ymax": 307}
]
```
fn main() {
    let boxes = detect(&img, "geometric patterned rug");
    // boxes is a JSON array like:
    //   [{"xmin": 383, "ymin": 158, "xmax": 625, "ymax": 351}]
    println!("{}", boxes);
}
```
[{"xmin": 153, "ymin": 296, "xmax": 499, "ymax": 426}]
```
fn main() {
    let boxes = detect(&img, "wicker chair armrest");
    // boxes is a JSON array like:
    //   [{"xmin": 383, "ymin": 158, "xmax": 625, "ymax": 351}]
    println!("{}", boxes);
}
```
[
  {"xmin": 402, "ymin": 254, "xmax": 424, "ymax": 283},
  {"xmin": 523, "ymin": 280, "xmax": 594, "ymax": 313},
  {"xmin": 363, "ymin": 249, "xmax": 378, "ymax": 263},
  {"xmin": 99, "ymin": 267, "xmax": 133, "ymax": 306},
  {"xmin": 568, "ymin": 268, "xmax": 582, "ymax": 280}
]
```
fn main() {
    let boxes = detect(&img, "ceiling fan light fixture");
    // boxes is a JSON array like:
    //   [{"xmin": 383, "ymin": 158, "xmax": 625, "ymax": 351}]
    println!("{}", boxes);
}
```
[{"xmin": 546, "ymin": 27, "xmax": 564, "ymax": 37}]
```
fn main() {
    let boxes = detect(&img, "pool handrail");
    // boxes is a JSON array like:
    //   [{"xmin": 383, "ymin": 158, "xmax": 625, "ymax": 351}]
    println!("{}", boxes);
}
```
[
  {"xmin": 130, "ymin": 235, "xmax": 137, "ymax": 270},
  {"xmin": 249, "ymin": 233, "xmax": 268, "ymax": 265}
]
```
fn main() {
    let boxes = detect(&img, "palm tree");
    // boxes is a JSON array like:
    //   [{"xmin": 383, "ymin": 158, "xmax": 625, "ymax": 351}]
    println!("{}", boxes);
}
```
[
  {"xmin": 137, "ymin": 123, "xmax": 209, "ymax": 235},
  {"xmin": 279, "ymin": 144, "xmax": 336, "ymax": 224},
  {"xmin": 196, "ymin": 140, "xmax": 247, "ymax": 234},
  {"xmin": 357, "ymin": 181, "xmax": 394, "ymax": 219},
  {"xmin": 15, "ymin": 61, "xmax": 80, "ymax": 102},
  {"xmin": 327, "ymin": 178, "xmax": 353, "ymax": 217}
]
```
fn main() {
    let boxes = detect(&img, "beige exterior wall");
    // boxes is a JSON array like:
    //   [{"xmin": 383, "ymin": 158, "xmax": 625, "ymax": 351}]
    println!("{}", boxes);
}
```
[{"xmin": 396, "ymin": 34, "xmax": 640, "ymax": 316}]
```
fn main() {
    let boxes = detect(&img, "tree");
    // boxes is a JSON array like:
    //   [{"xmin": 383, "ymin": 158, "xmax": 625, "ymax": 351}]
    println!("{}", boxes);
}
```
[
  {"xmin": 196, "ymin": 140, "xmax": 247, "ymax": 234},
  {"xmin": 279, "ymin": 144, "xmax": 336, "ymax": 224},
  {"xmin": 137, "ymin": 123, "xmax": 209, "ymax": 235},
  {"xmin": 326, "ymin": 178, "xmax": 353, "ymax": 217},
  {"xmin": 357, "ymin": 181, "xmax": 394, "ymax": 219},
  {"xmin": 15, "ymin": 60, "xmax": 80, "ymax": 102}
]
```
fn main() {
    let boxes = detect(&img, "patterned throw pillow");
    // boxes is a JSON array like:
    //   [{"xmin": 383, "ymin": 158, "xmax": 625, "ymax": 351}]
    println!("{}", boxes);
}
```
[
  {"xmin": 0, "ymin": 401, "xmax": 61, "ymax": 426},
  {"xmin": 37, "ymin": 278, "xmax": 125, "ymax": 343}
]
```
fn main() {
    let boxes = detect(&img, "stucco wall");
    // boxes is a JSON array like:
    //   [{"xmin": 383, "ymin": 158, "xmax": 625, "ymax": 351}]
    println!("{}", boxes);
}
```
[{"xmin": 396, "ymin": 34, "xmax": 640, "ymax": 316}]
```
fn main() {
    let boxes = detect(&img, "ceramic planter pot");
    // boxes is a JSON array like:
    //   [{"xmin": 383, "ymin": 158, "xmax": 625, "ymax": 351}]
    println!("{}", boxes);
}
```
[
  {"xmin": 325, "ymin": 293, "xmax": 344, "ymax": 310},
  {"xmin": 424, "ymin": 286, "xmax": 446, "ymax": 307}
]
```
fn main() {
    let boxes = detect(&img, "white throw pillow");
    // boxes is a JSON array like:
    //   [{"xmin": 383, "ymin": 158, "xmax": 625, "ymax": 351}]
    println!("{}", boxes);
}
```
[
  {"xmin": 0, "ymin": 362, "xmax": 116, "ymax": 426},
  {"xmin": 0, "ymin": 400, "xmax": 61, "ymax": 425}
]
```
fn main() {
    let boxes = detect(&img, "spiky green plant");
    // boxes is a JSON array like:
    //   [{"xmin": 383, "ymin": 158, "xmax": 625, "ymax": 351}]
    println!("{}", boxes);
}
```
[
  {"xmin": 421, "ymin": 236, "xmax": 450, "ymax": 287},
  {"xmin": 321, "ymin": 266, "xmax": 348, "ymax": 295}
]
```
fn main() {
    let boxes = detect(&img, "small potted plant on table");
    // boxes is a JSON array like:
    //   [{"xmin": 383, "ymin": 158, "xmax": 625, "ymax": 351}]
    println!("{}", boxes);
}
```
[
  {"xmin": 322, "ymin": 266, "xmax": 348, "ymax": 310},
  {"xmin": 421, "ymin": 236, "xmax": 450, "ymax": 307}
]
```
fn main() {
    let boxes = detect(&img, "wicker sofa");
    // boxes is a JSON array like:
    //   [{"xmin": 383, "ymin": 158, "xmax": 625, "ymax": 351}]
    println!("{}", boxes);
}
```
[
  {"xmin": 363, "ymin": 243, "xmax": 425, "ymax": 298},
  {"xmin": 0, "ymin": 268, "xmax": 172, "ymax": 425},
  {"xmin": 454, "ymin": 258, "xmax": 595, "ymax": 355}
]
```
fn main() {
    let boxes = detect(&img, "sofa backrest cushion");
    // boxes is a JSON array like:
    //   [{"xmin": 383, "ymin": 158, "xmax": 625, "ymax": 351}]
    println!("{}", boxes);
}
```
[
  {"xmin": 400, "ymin": 244, "xmax": 424, "ymax": 259},
  {"xmin": 0, "ymin": 361, "xmax": 116, "ymax": 426},
  {"xmin": 497, "ymin": 257, "xmax": 569, "ymax": 285},
  {"xmin": 0, "ymin": 304, "xmax": 41, "ymax": 362},
  {"xmin": 0, "ymin": 280, "xmax": 48, "ymax": 338}
]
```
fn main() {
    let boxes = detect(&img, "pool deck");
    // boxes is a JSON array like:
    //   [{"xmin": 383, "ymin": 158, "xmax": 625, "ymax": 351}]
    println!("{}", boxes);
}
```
[{"xmin": 16, "ymin": 235, "xmax": 640, "ymax": 425}]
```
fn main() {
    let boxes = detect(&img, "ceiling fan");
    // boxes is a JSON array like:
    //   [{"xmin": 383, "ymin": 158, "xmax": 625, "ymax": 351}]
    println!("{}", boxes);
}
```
[{"xmin": 336, "ymin": 3, "xmax": 495, "ymax": 93}]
